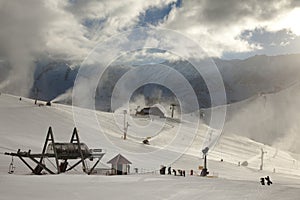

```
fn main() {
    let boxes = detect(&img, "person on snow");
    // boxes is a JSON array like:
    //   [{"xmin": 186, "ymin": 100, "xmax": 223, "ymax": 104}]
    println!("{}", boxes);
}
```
[
  {"xmin": 260, "ymin": 178, "xmax": 265, "ymax": 185},
  {"xmin": 168, "ymin": 167, "xmax": 171, "ymax": 175},
  {"xmin": 172, "ymin": 169, "xmax": 176, "ymax": 176},
  {"xmin": 265, "ymin": 176, "xmax": 273, "ymax": 185}
]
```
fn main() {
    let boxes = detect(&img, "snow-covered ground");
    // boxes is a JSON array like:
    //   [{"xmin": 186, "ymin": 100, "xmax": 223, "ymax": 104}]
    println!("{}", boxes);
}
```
[
  {"xmin": 0, "ymin": 94, "xmax": 299, "ymax": 199},
  {"xmin": 1, "ymin": 173, "xmax": 300, "ymax": 200}
]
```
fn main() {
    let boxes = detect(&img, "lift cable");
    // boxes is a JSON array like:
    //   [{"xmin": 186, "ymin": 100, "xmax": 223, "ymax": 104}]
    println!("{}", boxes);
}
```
[{"xmin": 0, "ymin": 146, "xmax": 15, "ymax": 151}]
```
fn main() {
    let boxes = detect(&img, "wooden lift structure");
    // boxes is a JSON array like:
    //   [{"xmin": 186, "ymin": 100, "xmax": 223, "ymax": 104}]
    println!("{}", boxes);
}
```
[{"xmin": 5, "ymin": 127, "xmax": 105, "ymax": 175}]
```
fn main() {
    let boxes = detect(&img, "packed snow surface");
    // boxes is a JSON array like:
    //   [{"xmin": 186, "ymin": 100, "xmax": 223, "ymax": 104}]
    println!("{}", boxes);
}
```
[{"xmin": 0, "ymin": 94, "xmax": 299, "ymax": 199}]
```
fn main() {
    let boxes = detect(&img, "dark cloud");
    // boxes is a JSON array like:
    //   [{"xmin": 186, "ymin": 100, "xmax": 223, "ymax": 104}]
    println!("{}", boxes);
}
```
[
  {"xmin": 196, "ymin": 0, "xmax": 294, "ymax": 26},
  {"xmin": 291, "ymin": 0, "xmax": 300, "ymax": 6},
  {"xmin": 162, "ymin": 0, "xmax": 300, "ymax": 57},
  {"xmin": 240, "ymin": 28, "xmax": 294, "ymax": 46},
  {"xmin": 138, "ymin": 0, "xmax": 180, "ymax": 26}
]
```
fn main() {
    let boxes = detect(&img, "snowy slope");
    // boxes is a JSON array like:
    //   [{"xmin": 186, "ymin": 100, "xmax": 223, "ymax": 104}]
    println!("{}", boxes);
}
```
[
  {"xmin": 222, "ymin": 82, "xmax": 300, "ymax": 154},
  {"xmin": 1, "ymin": 173, "xmax": 300, "ymax": 200},
  {"xmin": 0, "ymin": 94, "xmax": 299, "ymax": 199}
]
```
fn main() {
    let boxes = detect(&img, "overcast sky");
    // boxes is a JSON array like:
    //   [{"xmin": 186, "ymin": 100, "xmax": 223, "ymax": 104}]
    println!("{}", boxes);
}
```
[
  {"xmin": 0, "ymin": 0, "xmax": 300, "ymax": 80},
  {"xmin": 1, "ymin": 0, "xmax": 300, "ymax": 62}
]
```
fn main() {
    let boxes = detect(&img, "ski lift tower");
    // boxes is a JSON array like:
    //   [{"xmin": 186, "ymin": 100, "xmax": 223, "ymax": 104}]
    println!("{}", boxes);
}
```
[
  {"xmin": 33, "ymin": 87, "xmax": 41, "ymax": 105},
  {"xmin": 170, "ymin": 104, "xmax": 176, "ymax": 118},
  {"xmin": 123, "ymin": 110, "xmax": 129, "ymax": 140},
  {"xmin": 200, "ymin": 147, "xmax": 209, "ymax": 176},
  {"xmin": 260, "ymin": 148, "xmax": 267, "ymax": 170}
]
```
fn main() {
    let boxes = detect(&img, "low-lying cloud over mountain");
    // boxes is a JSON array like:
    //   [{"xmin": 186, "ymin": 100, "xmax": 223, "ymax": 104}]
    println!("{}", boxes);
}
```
[
  {"xmin": 1, "ymin": 0, "xmax": 300, "ymax": 97},
  {"xmin": 28, "ymin": 54, "xmax": 300, "ymax": 107}
]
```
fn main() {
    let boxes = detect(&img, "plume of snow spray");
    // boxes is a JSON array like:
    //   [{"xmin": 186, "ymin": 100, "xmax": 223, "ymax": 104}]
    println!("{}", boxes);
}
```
[{"xmin": 0, "ymin": 1, "xmax": 56, "ymax": 96}]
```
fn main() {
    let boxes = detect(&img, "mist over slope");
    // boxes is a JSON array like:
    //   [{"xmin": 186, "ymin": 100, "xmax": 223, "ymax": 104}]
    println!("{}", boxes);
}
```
[
  {"xmin": 215, "ymin": 54, "xmax": 300, "ymax": 102},
  {"xmin": 2, "ymin": 53, "xmax": 299, "ymax": 111},
  {"xmin": 200, "ymin": 82, "xmax": 300, "ymax": 154}
]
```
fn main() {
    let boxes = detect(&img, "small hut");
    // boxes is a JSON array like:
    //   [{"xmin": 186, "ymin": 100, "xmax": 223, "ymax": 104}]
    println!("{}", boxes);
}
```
[
  {"xmin": 136, "ymin": 106, "xmax": 165, "ymax": 118},
  {"xmin": 107, "ymin": 154, "xmax": 132, "ymax": 175}
]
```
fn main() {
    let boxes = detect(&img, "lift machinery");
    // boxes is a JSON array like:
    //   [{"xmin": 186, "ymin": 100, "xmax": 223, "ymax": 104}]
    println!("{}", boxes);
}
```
[{"xmin": 5, "ymin": 127, "xmax": 105, "ymax": 175}]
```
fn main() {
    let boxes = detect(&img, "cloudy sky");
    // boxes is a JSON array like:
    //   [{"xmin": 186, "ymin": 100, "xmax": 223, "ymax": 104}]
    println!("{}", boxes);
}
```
[
  {"xmin": 1, "ymin": 0, "xmax": 300, "ymax": 95},
  {"xmin": 1, "ymin": 0, "xmax": 300, "ymax": 61}
]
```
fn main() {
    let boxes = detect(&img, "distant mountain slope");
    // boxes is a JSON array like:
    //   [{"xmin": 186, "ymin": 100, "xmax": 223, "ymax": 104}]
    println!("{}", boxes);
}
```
[
  {"xmin": 202, "ymin": 82, "xmax": 300, "ymax": 154},
  {"xmin": 1, "ymin": 54, "xmax": 300, "ymax": 112},
  {"xmin": 215, "ymin": 54, "xmax": 300, "ymax": 103}
]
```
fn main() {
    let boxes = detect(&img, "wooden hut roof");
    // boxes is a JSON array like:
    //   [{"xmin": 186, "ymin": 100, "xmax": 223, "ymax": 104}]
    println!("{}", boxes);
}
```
[{"xmin": 107, "ymin": 154, "xmax": 132, "ymax": 165}]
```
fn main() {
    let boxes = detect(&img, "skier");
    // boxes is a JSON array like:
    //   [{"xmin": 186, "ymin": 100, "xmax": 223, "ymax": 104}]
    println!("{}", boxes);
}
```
[
  {"xmin": 178, "ymin": 169, "xmax": 182, "ymax": 176},
  {"xmin": 168, "ymin": 166, "xmax": 171, "ymax": 175},
  {"xmin": 190, "ymin": 169, "xmax": 193, "ymax": 176},
  {"xmin": 265, "ymin": 176, "xmax": 273, "ymax": 185},
  {"xmin": 260, "ymin": 177, "xmax": 265, "ymax": 185},
  {"xmin": 172, "ymin": 169, "xmax": 176, "ymax": 176}
]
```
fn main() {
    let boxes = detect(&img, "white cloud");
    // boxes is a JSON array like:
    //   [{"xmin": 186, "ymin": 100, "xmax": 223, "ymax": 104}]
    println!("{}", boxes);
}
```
[
  {"xmin": 159, "ymin": 0, "xmax": 299, "ymax": 57},
  {"xmin": 113, "ymin": 49, "xmax": 181, "ymax": 65},
  {"xmin": 0, "ymin": 0, "xmax": 178, "ymax": 61},
  {"xmin": 268, "ymin": 7, "xmax": 300, "ymax": 36},
  {"xmin": 1, "ymin": 0, "xmax": 300, "ymax": 96},
  {"xmin": 0, "ymin": 0, "xmax": 60, "ymax": 95},
  {"xmin": 0, "ymin": 0, "xmax": 176, "ymax": 95}
]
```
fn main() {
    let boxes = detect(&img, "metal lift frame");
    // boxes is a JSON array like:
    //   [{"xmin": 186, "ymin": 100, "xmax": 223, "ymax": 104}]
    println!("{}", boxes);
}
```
[{"xmin": 5, "ymin": 127, "xmax": 104, "ymax": 175}]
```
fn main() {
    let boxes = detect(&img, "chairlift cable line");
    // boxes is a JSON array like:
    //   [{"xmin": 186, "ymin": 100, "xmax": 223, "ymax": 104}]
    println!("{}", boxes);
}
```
[{"xmin": 0, "ymin": 146, "xmax": 16, "ymax": 151}]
